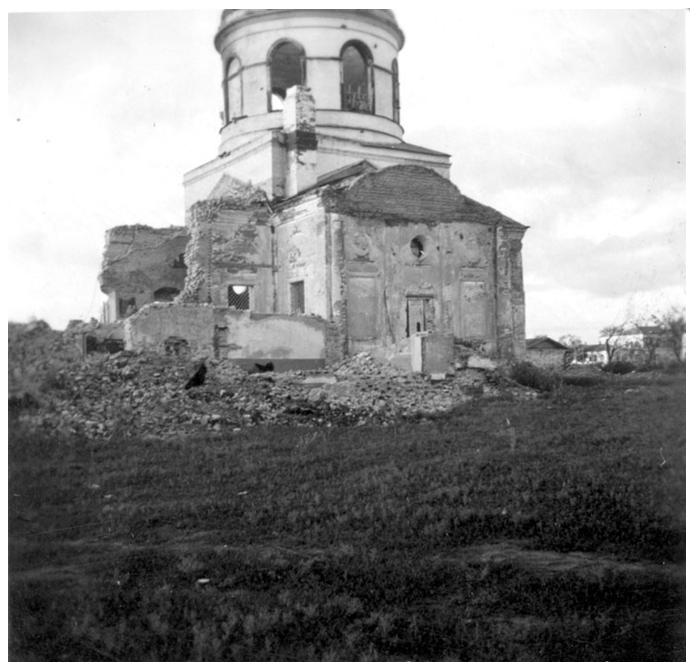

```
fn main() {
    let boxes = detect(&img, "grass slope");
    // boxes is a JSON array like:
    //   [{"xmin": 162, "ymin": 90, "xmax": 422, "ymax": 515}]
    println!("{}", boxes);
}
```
[{"xmin": 8, "ymin": 374, "xmax": 686, "ymax": 661}]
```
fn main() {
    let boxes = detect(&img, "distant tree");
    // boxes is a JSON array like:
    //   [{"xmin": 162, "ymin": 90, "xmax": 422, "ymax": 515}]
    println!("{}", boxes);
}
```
[
  {"xmin": 558, "ymin": 334, "xmax": 583, "ymax": 349},
  {"xmin": 599, "ymin": 324, "xmax": 627, "ymax": 363},
  {"xmin": 558, "ymin": 334, "xmax": 584, "ymax": 366},
  {"xmin": 641, "ymin": 331, "xmax": 660, "ymax": 367},
  {"xmin": 651, "ymin": 307, "xmax": 686, "ymax": 363}
]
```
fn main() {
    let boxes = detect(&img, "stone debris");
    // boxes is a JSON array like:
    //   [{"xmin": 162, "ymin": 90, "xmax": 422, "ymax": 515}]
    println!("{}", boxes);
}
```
[{"xmin": 9, "ymin": 322, "xmax": 531, "ymax": 440}]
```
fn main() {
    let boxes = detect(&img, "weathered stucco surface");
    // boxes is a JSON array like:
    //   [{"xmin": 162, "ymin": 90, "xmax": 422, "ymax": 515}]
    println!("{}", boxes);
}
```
[
  {"xmin": 317, "ymin": 165, "xmax": 527, "ymax": 359},
  {"xmin": 125, "ymin": 302, "xmax": 330, "ymax": 369},
  {"xmin": 105, "ymin": 163, "xmax": 526, "ymax": 366}
]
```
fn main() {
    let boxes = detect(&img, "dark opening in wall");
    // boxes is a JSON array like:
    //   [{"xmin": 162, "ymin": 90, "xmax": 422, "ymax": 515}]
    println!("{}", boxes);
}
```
[
  {"xmin": 410, "ymin": 236, "xmax": 425, "ymax": 259},
  {"xmin": 172, "ymin": 253, "xmax": 186, "ymax": 269},
  {"xmin": 228, "ymin": 285, "xmax": 250, "ymax": 310},
  {"xmin": 118, "ymin": 297, "xmax": 136, "ymax": 318},
  {"xmin": 154, "ymin": 287, "xmax": 180, "ymax": 302},
  {"xmin": 340, "ymin": 41, "xmax": 374, "ymax": 113},
  {"xmin": 406, "ymin": 296, "xmax": 432, "ymax": 336},
  {"xmin": 84, "ymin": 336, "xmax": 124, "ymax": 355},
  {"xmin": 269, "ymin": 40, "xmax": 305, "ymax": 111},
  {"xmin": 163, "ymin": 336, "xmax": 190, "ymax": 357},
  {"xmin": 290, "ymin": 280, "xmax": 305, "ymax": 314}
]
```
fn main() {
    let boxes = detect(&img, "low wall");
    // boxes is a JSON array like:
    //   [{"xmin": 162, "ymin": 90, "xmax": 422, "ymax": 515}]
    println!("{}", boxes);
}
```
[
  {"xmin": 124, "ymin": 303, "xmax": 329, "ymax": 369},
  {"xmin": 525, "ymin": 350, "xmax": 567, "ymax": 369}
]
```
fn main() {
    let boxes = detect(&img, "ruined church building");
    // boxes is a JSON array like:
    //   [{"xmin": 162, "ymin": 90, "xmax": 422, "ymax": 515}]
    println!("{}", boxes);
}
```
[{"xmin": 100, "ymin": 9, "xmax": 527, "ymax": 370}]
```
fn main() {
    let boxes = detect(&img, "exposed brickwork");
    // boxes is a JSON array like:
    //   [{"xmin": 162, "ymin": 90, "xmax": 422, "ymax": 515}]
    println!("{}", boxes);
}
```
[
  {"xmin": 326, "ymin": 164, "xmax": 526, "ymax": 227},
  {"xmin": 99, "ymin": 225, "xmax": 189, "ymax": 321}
]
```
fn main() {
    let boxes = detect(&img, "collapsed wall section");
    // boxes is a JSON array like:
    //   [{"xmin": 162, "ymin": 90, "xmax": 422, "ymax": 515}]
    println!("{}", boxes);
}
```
[
  {"xmin": 177, "ymin": 178, "xmax": 273, "ymax": 311},
  {"xmin": 124, "ymin": 302, "xmax": 334, "ymax": 370},
  {"xmin": 99, "ymin": 224, "xmax": 189, "ymax": 323}
]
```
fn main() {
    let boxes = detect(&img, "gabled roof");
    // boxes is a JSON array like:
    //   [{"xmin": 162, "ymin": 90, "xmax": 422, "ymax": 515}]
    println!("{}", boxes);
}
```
[
  {"xmin": 323, "ymin": 164, "xmax": 527, "ymax": 228},
  {"xmin": 315, "ymin": 160, "xmax": 377, "ymax": 188},
  {"xmin": 526, "ymin": 336, "xmax": 569, "ymax": 350}
]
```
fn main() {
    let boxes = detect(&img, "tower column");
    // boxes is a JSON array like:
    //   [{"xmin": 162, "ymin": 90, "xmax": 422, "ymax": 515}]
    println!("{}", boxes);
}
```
[{"xmin": 283, "ymin": 86, "xmax": 318, "ymax": 197}]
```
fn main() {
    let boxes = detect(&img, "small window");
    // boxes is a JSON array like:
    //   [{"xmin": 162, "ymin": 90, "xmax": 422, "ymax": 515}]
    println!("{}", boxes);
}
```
[
  {"xmin": 269, "ymin": 40, "xmax": 305, "ymax": 110},
  {"xmin": 392, "ymin": 59, "xmax": 400, "ymax": 123},
  {"xmin": 228, "ymin": 285, "xmax": 250, "ymax": 310},
  {"xmin": 118, "ymin": 297, "xmax": 136, "ymax": 318},
  {"xmin": 340, "ymin": 41, "xmax": 373, "ymax": 113},
  {"xmin": 225, "ymin": 57, "xmax": 242, "ymax": 122},
  {"xmin": 410, "ymin": 236, "xmax": 425, "ymax": 259},
  {"xmin": 290, "ymin": 281, "xmax": 305, "ymax": 314}
]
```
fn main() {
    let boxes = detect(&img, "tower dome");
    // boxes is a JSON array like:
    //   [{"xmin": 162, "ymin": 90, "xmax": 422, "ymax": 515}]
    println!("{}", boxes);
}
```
[{"xmin": 216, "ymin": 9, "xmax": 404, "ymax": 49}]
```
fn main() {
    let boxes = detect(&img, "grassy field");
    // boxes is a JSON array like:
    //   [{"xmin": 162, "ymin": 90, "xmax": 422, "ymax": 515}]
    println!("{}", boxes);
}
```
[{"xmin": 8, "ymin": 372, "xmax": 686, "ymax": 661}]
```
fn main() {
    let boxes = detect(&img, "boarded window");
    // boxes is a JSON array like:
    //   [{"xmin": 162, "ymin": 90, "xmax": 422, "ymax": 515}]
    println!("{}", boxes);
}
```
[
  {"xmin": 225, "ymin": 57, "xmax": 242, "ymax": 121},
  {"xmin": 290, "ymin": 281, "xmax": 305, "ymax": 314},
  {"xmin": 228, "ymin": 285, "xmax": 250, "ymax": 310},
  {"xmin": 347, "ymin": 276, "xmax": 379, "ymax": 340},
  {"xmin": 269, "ymin": 41, "xmax": 305, "ymax": 110},
  {"xmin": 459, "ymin": 280, "xmax": 489, "ymax": 339},
  {"xmin": 406, "ymin": 296, "xmax": 432, "ymax": 337},
  {"xmin": 341, "ymin": 42, "xmax": 373, "ymax": 113}
]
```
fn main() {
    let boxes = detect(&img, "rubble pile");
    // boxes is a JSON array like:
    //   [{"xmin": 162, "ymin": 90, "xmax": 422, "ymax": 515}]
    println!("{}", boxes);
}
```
[{"xmin": 9, "ymin": 325, "xmax": 521, "ymax": 439}]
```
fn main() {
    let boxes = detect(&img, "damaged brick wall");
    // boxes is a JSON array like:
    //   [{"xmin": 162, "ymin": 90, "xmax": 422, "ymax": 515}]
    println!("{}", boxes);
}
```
[
  {"xmin": 99, "ymin": 225, "xmax": 189, "ymax": 322},
  {"xmin": 178, "ymin": 178, "xmax": 272, "ymax": 309},
  {"xmin": 274, "ymin": 193, "xmax": 329, "ymax": 317}
]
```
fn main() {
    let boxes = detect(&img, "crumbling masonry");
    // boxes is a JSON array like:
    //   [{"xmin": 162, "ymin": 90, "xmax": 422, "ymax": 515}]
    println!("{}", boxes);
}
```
[{"xmin": 99, "ymin": 9, "xmax": 527, "ymax": 372}]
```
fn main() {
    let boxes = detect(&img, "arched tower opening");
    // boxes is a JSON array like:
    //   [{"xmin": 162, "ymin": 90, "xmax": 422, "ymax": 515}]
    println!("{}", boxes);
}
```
[
  {"xmin": 340, "ymin": 41, "xmax": 374, "ymax": 114},
  {"xmin": 268, "ymin": 40, "xmax": 306, "ymax": 111},
  {"xmin": 224, "ymin": 57, "xmax": 242, "ymax": 122},
  {"xmin": 392, "ymin": 59, "xmax": 400, "ymax": 123}
]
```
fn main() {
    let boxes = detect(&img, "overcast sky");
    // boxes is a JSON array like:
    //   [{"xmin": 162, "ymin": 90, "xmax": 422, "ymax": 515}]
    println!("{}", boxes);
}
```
[{"xmin": 6, "ymin": 4, "xmax": 686, "ymax": 342}]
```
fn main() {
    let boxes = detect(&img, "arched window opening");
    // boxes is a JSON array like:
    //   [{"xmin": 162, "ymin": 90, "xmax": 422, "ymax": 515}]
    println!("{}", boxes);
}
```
[
  {"xmin": 225, "ymin": 57, "xmax": 242, "ymax": 122},
  {"xmin": 341, "ymin": 42, "xmax": 374, "ymax": 113},
  {"xmin": 392, "ymin": 59, "xmax": 400, "ymax": 123},
  {"xmin": 153, "ymin": 287, "xmax": 180, "ymax": 302},
  {"xmin": 269, "ymin": 41, "xmax": 305, "ymax": 110}
]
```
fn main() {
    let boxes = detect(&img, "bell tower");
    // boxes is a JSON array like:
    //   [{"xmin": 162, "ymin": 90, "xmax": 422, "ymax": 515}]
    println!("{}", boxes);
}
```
[{"xmin": 183, "ymin": 9, "xmax": 450, "ymax": 206}]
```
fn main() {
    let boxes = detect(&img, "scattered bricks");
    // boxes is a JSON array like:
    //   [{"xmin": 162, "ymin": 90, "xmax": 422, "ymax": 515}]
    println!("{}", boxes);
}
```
[
  {"xmin": 9, "ymin": 322, "xmax": 529, "ymax": 440},
  {"xmin": 467, "ymin": 354, "xmax": 497, "ymax": 371}
]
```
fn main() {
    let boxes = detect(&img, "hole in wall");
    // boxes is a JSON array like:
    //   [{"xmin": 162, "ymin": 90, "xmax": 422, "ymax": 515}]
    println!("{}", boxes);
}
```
[{"xmin": 410, "ymin": 236, "xmax": 425, "ymax": 259}]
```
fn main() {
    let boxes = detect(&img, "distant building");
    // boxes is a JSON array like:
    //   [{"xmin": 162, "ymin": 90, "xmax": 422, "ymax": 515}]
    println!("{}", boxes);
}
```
[
  {"xmin": 610, "ymin": 326, "xmax": 678, "ymax": 366},
  {"xmin": 574, "ymin": 344, "xmax": 608, "ymax": 366},
  {"xmin": 525, "ymin": 336, "xmax": 570, "ymax": 369}
]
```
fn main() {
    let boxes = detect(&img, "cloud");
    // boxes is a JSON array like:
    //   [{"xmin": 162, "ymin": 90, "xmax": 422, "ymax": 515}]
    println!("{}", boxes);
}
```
[{"xmin": 525, "ymin": 223, "xmax": 685, "ymax": 298}]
